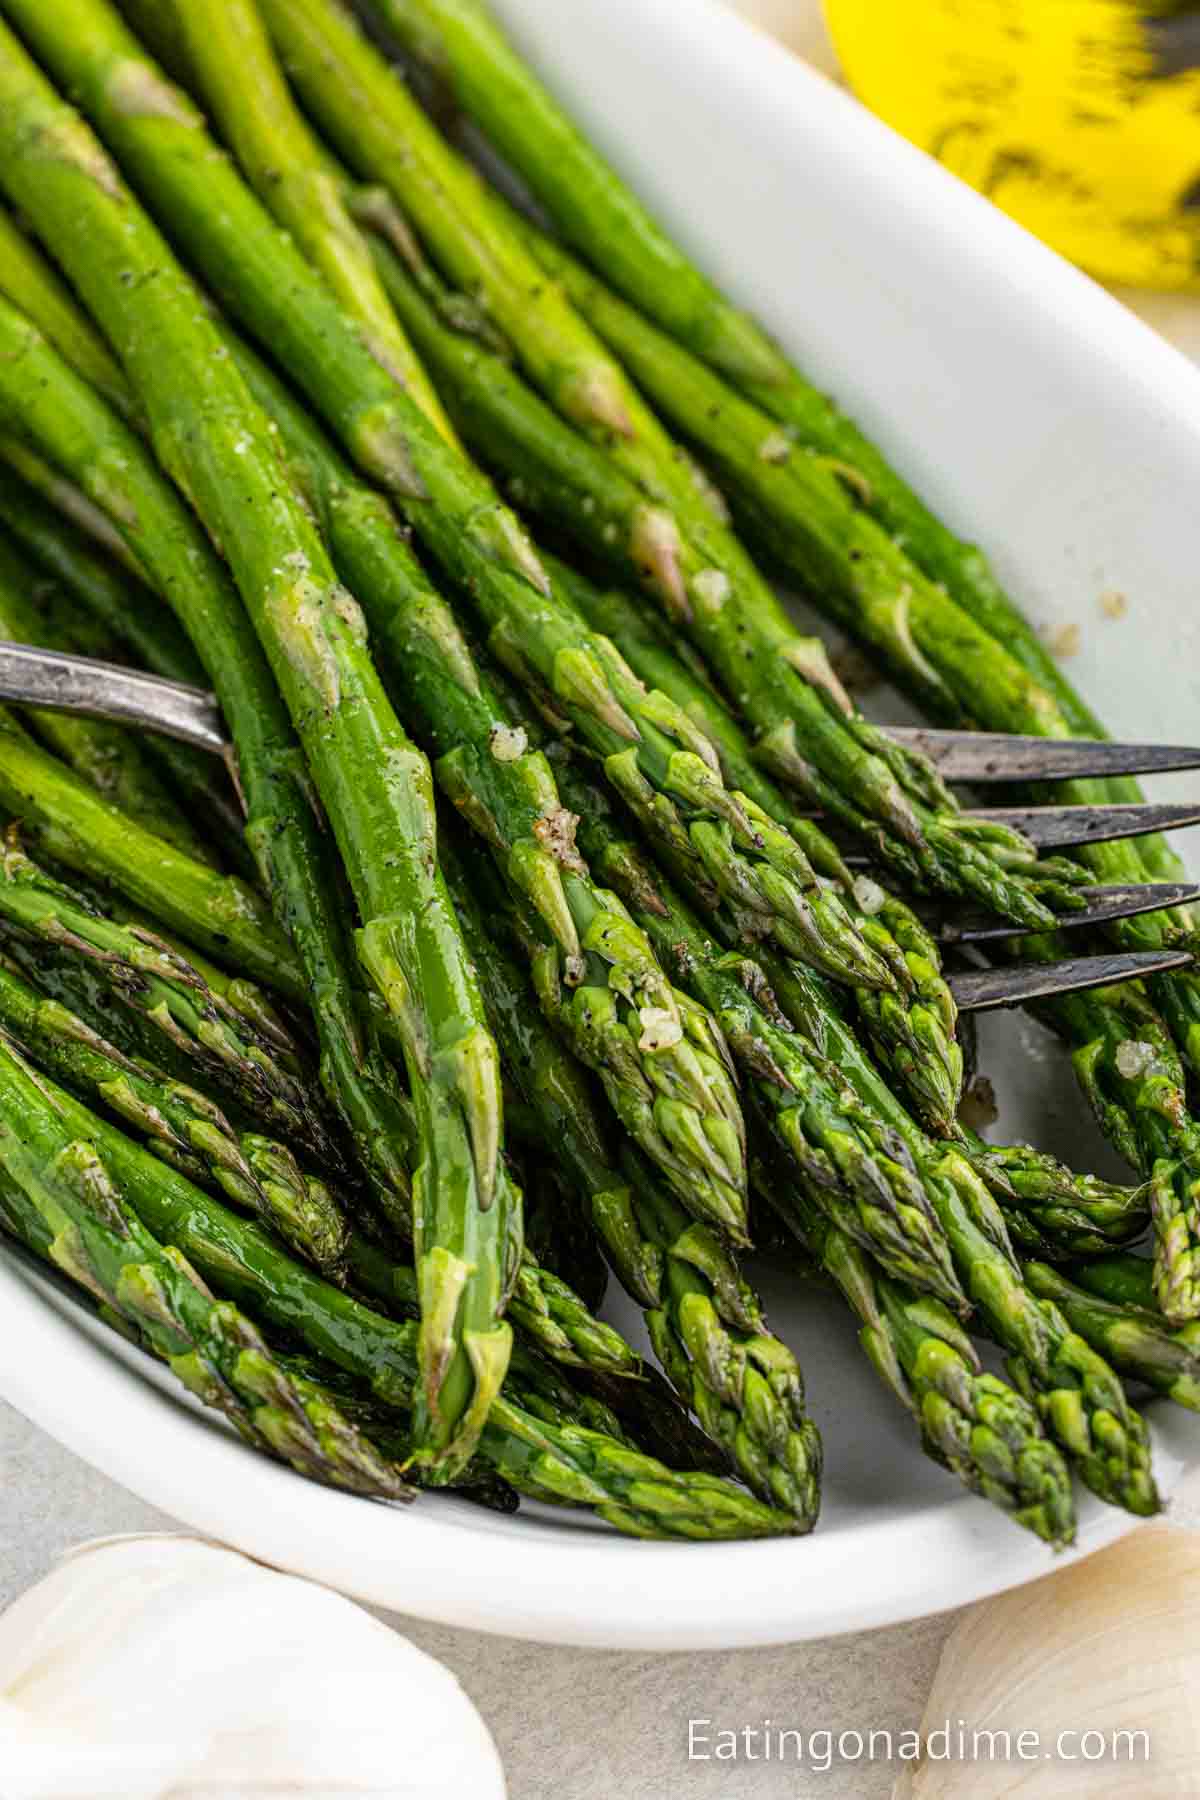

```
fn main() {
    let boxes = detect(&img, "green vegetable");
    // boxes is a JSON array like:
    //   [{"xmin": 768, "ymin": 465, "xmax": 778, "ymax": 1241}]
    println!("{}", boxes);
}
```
[
  {"xmin": 797, "ymin": 1192, "xmax": 1075, "ymax": 1545},
  {"xmin": 0, "ymin": 1042, "xmax": 795, "ymax": 1537},
  {"xmin": 0, "ymin": 23, "xmax": 516, "ymax": 1480},
  {"xmin": 225, "ymin": 320, "xmax": 749, "ymax": 1234},
  {"xmin": 441, "ymin": 833, "xmax": 822, "ymax": 1525},
  {"xmin": 1026, "ymin": 1260, "xmax": 1200, "ymax": 1413},
  {"xmin": 0, "ymin": 1032, "xmax": 410, "ymax": 1499},
  {"xmin": 170, "ymin": 0, "xmax": 455, "ymax": 444}
]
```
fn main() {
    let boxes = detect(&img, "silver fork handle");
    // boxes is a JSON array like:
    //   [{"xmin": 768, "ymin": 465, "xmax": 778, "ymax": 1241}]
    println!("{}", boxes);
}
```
[{"xmin": 0, "ymin": 641, "xmax": 228, "ymax": 755}]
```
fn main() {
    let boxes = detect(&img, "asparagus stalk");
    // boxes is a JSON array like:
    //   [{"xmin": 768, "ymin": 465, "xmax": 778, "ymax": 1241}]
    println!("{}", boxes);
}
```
[
  {"xmin": 1031, "ymin": 969, "xmax": 1200, "ymax": 1326},
  {"xmin": 260, "ymin": 0, "xmax": 1096, "ymax": 930},
  {"xmin": 511, "ymin": 1141, "xmax": 608, "ymax": 1316},
  {"xmin": 386, "ymin": 0, "xmax": 1187, "ymax": 913},
  {"xmin": 0, "ymin": 1044, "xmax": 795, "ymax": 1536},
  {"xmin": 363, "ymin": 237, "xmax": 921, "ymax": 992},
  {"xmin": 963, "ymin": 1132, "xmax": 1149, "ymax": 1260},
  {"xmin": 0, "ymin": 438, "xmax": 143, "ymax": 578},
  {"xmin": 12, "ymin": 0, "xmax": 794, "ymax": 953},
  {"xmin": 0, "ymin": 460, "xmax": 250, "ymax": 863},
  {"xmin": 0, "ymin": 835, "xmax": 338, "ymax": 1164},
  {"xmin": 362, "ymin": 0, "xmax": 791, "ymax": 392},
  {"xmin": 0, "ymin": 34, "xmax": 518, "ymax": 1482},
  {"xmin": 0, "ymin": 528, "xmax": 215, "ymax": 863},
  {"xmin": 519, "ymin": 228, "xmax": 1200, "ymax": 955},
  {"xmin": 650, "ymin": 893, "xmax": 1160, "ymax": 1513},
  {"xmin": 223, "ymin": 320, "xmax": 749, "ymax": 1236},
  {"xmin": 0, "ymin": 1176, "xmax": 528, "ymax": 1511},
  {"xmin": 542, "ymin": 764, "xmax": 966, "ymax": 1308},
  {"xmin": 0, "ymin": 848, "xmax": 628, "ymax": 1389},
  {"xmin": 0, "ymin": 949, "xmax": 348, "ymax": 1276},
  {"xmin": 759, "ymin": 958, "xmax": 1160, "ymax": 1514},
  {"xmin": 545, "ymin": 557, "xmax": 965, "ymax": 1134},
  {"xmin": 1068, "ymin": 1253, "xmax": 1170, "ymax": 1311},
  {"xmin": 364, "ymin": 211, "xmax": 1087, "ymax": 923},
  {"xmin": 794, "ymin": 1192, "xmax": 1075, "ymax": 1544},
  {"xmin": 169, "ymin": 0, "xmax": 456, "ymax": 446},
  {"xmin": 1024, "ymin": 1258, "xmax": 1200, "ymax": 1413},
  {"xmin": 0, "ymin": 201, "xmax": 134, "ymax": 423},
  {"xmin": 359, "ymin": 0, "xmax": 1160, "ymax": 811},
  {"xmin": 348, "ymin": 1219, "xmax": 641, "ymax": 1386},
  {"xmin": 538, "ymin": 568, "xmax": 1193, "ymax": 1290},
  {"xmin": 0, "ymin": 691, "xmax": 298, "ymax": 994},
  {"xmin": 441, "ymin": 835, "xmax": 822, "ymax": 1523},
  {"xmin": 0, "ymin": 1034, "xmax": 411, "ymax": 1499},
  {"xmin": 0, "ymin": 303, "xmax": 415, "ymax": 1231}
]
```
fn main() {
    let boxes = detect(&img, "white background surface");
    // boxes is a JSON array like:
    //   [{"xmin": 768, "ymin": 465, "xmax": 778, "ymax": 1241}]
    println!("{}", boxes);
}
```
[{"xmin": 6, "ymin": 3, "xmax": 1200, "ymax": 1793}]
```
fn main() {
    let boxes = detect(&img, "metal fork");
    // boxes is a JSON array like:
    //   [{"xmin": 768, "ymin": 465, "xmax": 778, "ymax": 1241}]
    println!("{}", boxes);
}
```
[{"xmin": 0, "ymin": 642, "xmax": 1194, "ymax": 1012}]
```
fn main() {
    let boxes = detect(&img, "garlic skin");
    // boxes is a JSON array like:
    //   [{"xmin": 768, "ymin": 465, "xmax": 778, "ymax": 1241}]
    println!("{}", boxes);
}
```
[
  {"xmin": 894, "ymin": 1523, "xmax": 1200, "ymax": 1796},
  {"xmin": 0, "ymin": 1534, "xmax": 506, "ymax": 1800}
]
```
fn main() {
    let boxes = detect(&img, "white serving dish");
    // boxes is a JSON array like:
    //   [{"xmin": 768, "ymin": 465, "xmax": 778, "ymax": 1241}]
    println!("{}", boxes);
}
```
[{"xmin": 5, "ymin": 0, "xmax": 1200, "ymax": 1650}]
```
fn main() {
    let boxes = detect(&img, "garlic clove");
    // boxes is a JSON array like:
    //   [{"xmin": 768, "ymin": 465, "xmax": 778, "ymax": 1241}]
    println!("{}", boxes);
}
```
[
  {"xmin": 0, "ymin": 1534, "xmax": 506, "ymax": 1799},
  {"xmin": 894, "ymin": 1523, "xmax": 1200, "ymax": 1797}
]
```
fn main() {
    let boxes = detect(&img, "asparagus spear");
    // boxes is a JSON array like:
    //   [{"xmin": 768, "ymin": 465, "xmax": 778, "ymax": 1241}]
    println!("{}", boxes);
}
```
[
  {"xmin": 0, "ymin": 1173, "xmax": 529, "ymax": 1511},
  {"xmin": 1068, "ymin": 1253, "xmax": 1171, "ymax": 1311},
  {"xmin": 362, "ymin": 0, "xmax": 790, "ymax": 392},
  {"xmin": 569, "ymin": 823, "xmax": 1157, "ymax": 1516},
  {"xmin": 513, "ymin": 1143, "xmax": 608, "ymax": 1315},
  {"xmin": 441, "ymin": 835, "xmax": 823, "ymax": 1523},
  {"xmin": 357, "ymin": 0, "xmax": 1149, "ymax": 785},
  {"xmin": 260, "ymin": 0, "xmax": 1095, "ymax": 930},
  {"xmin": 517, "ymin": 226, "xmax": 1200, "ymax": 953},
  {"xmin": 169, "ymin": 0, "xmax": 455, "ymax": 445},
  {"xmin": 0, "ymin": 201, "xmax": 134, "ymax": 423},
  {"xmin": 388, "ymin": 0, "xmax": 1191, "ymax": 910},
  {"xmin": 759, "ymin": 958, "xmax": 1160, "ymax": 1514},
  {"xmin": 1030, "ymin": 969, "xmax": 1200, "ymax": 1326},
  {"xmin": 0, "ymin": 848, "xmax": 629, "ymax": 1388},
  {"xmin": 105, "ymin": 11, "xmax": 746, "ymax": 1197},
  {"xmin": 0, "ymin": 528, "xmax": 215, "ymax": 863},
  {"xmin": 0, "ymin": 460, "xmax": 250, "ymax": 863},
  {"xmin": 361, "ymin": 240, "xmax": 917, "ymax": 993},
  {"xmin": 1024, "ymin": 1259, "xmax": 1200, "ymax": 1413},
  {"xmin": 347, "ymin": 1219, "xmax": 641, "ymax": 1386},
  {"xmin": 0, "ymin": 438, "xmax": 143, "ymax": 578},
  {"xmin": 0, "ymin": 1044, "xmax": 795, "ymax": 1536},
  {"xmin": 0, "ymin": 1034, "xmax": 411, "ymax": 1499},
  {"xmin": 0, "ymin": 948, "xmax": 348, "ymax": 1276},
  {"xmin": 540, "ymin": 766, "xmax": 966, "ymax": 1308},
  {"xmin": 14, "ymin": 0, "xmax": 799, "ymax": 964},
  {"xmin": 962, "ymin": 1132, "xmax": 1149, "ymax": 1260},
  {"xmin": 222, "ymin": 320, "xmax": 749, "ymax": 1235},
  {"xmin": 795, "ymin": 1192, "xmax": 1075, "ymax": 1544},
  {"xmin": 0, "ymin": 692, "xmax": 299, "ymax": 994},
  {"xmin": 18, "ymin": 0, "xmax": 780, "ymax": 921},
  {"xmin": 0, "ymin": 35, "xmax": 519, "ymax": 1482},
  {"xmin": 0, "ymin": 303, "xmax": 416, "ymax": 1233},
  {"xmin": 536, "ymin": 568, "xmax": 1193, "ymax": 1294},
  {"xmin": 0, "ymin": 835, "xmax": 338, "ymax": 1163},
  {"xmin": 544, "ymin": 556, "xmax": 965, "ymax": 1134}
]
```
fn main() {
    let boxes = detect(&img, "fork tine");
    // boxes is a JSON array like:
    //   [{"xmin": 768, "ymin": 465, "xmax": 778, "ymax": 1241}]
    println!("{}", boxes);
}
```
[
  {"xmin": 949, "ymin": 948, "xmax": 1194, "ymax": 1012},
  {"xmin": 0, "ymin": 641, "xmax": 227, "ymax": 753},
  {"xmin": 966, "ymin": 801, "xmax": 1200, "ymax": 850},
  {"xmin": 937, "ymin": 882, "xmax": 1200, "ymax": 944},
  {"xmin": 884, "ymin": 727, "xmax": 1200, "ymax": 783}
]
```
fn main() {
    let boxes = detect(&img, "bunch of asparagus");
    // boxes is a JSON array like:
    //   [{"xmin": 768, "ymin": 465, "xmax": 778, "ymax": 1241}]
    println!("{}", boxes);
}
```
[{"xmin": 0, "ymin": 0, "xmax": 1187, "ymax": 1550}]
